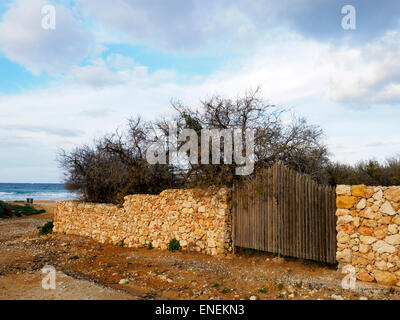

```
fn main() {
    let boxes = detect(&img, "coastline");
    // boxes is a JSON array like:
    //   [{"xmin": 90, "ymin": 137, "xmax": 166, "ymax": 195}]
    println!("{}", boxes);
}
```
[{"xmin": 0, "ymin": 183, "xmax": 78, "ymax": 202}]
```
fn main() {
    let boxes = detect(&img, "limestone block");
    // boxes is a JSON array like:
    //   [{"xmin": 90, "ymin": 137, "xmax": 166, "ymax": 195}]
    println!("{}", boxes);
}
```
[
  {"xmin": 352, "ymin": 185, "xmax": 366, "ymax": 198},
  {"xmin": 374, "ymin": 270, "xmax": 398, "ymax": 286},
  {"xmin": 337, "ymin": 196, "xmax": 358, "ymax": 209},
  {"xmin": 337, "ymin": 185, "xmax": 351, "ymax": 196},
  {"xmin": 380, "ymin": 201, "xmax": 396, "ymax": 216}
]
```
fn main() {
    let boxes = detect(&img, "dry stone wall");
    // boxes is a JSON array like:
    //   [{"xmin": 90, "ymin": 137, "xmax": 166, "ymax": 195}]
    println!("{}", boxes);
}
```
[
  {"xmin": 336, "ymin": 185, "xmax": 400, "ymax": 286},
  {"xmin": 54, "ymin": 188, "xmax": 232, "ymax": 256}
]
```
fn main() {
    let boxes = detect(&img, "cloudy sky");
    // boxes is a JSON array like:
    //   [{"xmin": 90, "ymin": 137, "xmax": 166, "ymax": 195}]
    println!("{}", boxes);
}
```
[{"xmin": 0, "ymin": 0, "xmax": 399, "ymax": 182}]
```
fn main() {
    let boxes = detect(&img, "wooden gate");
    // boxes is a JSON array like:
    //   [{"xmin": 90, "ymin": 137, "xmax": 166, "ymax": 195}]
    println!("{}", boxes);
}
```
[{"xmin": 233, "ymin": 162, "xmax": 337, "ymax": 264}]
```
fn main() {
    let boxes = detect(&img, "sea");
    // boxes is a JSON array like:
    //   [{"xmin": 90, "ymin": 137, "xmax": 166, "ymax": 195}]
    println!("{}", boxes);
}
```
[{"xmin": 0, "ymin": 183, "xmax": 79, "ymax": 201}]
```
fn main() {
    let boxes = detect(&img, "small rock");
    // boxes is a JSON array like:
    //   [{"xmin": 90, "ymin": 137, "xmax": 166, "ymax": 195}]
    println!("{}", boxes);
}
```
[
  {"xmin": 372, "ymin": 240, "xmax": 396, "ymax": 253},
  {"xmin": 380, "ymin": 201, "xmax": 396, "ymax": 216},
  {"xmin": 337, "ymin": 185, "xmax": 351, "ymax": 195},
  {"xmin": 356, "ymin": 199, "xmax": 367, "ymax": 210},
  {"xmin": 249, "ymin": 295, "xmax": 259, "ymax": 300},
  {"xmin": 359, "ymin": 297, "xmax": 368, "ymax": 300},
  {"xmin": 384, "ymin": 234, "xmax": 400, "ymax": 245},
  {"xmin": 373, "ymin": 189, "xmax": 383, "ymax": 201},
  {"xmin": 331, "ymin": 294, "xmax": 344, "ymax": 300},
  {"xmin": 119, "ymin": 279, "xmax": 129, "ymax": 285},
  {"xmin": 272, "ymin": 257, "xmax": 285, "ymax": 264},
  {"xmin": 374, "ymin": 270, "xmax": 398, "ymax": 285},
  {"xmin": 336, "ymin": 248, "xmax": 351, "ymax": 263}
]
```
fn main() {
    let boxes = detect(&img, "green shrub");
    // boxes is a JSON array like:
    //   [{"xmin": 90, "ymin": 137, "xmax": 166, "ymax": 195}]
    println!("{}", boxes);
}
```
[
  {"xmin": 38, "ymin": 221, "xmax": 53, "ymax": 235},
  {"xmin": 258, "ymin": 286, "xmax": 268, "ymax": 294},
  {"xmin": 117, "ymin": 239, "xmax": 125, "ymax": 247},
  {"xmin": 168, "ymin": 238, "xmax": 181, "ymax": 251},
  {"xmin": 147, "ymin": 242, "xmax": 154, "ymax": 250},
  {"xmin": 0, "ymin": 201, "xmax": 45, "ymax": 218}
]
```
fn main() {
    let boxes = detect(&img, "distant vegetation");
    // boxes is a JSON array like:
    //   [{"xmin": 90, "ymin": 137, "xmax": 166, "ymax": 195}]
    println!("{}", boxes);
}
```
[
  {"xmin": 326, "ymin": 157, "xmax": 400, "ymax": 186},
  {"xmin": 0, "ymin": 201, "xmax": 45, "ymax": 218},
  {"xmin": 58, "ymin": 88, "xmax": 400, "ymax": 204}
]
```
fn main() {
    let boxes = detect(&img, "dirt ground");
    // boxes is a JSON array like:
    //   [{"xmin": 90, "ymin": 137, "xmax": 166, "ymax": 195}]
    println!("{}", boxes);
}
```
[{"xmin": 1, "ymin": 201, "xmax": 400, "ymax": 300}]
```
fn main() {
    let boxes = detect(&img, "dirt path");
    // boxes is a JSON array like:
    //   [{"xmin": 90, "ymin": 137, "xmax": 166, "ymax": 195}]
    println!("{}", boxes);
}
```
[
  {"xmin": 1, "ymin": 202, "xmax": 400, "ymax": 300},
  {"xmin": 0, "ymin": 271, "xmax": 135, "ymax": 300}
]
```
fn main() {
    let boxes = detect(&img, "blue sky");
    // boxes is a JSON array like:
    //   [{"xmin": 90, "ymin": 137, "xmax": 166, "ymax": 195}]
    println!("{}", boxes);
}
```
[{"xmin": 0, "ymin": 0, "xmax": 399, "ymax": 182}]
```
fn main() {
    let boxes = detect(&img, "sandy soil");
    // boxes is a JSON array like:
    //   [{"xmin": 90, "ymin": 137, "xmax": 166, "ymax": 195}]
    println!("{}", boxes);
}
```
[
  {"xmin": 1, "ymin": 201, "xmax": 400, "ymax": 300},
  {"xmin": 0, "ymin": 271, "xmax": 135, "ymax": 300}
]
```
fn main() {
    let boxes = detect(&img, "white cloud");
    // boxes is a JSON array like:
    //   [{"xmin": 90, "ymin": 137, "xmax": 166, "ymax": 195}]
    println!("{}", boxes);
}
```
[
  {"xmin": 365, "ymin": 139, "xmax": 400, "ymax": 147},
  {"xmin": 328, "ymin": 31, "xmax": 400, "ymax": 105},
  {"xmin": 107, "ymin": 53, "xmax": 135, "ymax": 69},
  {"xmin": 1, "ymin": 124, "xmax": 83, "ymax": 137},
  {"xmin": 71, "ymin": 58, "xmax": 130, "ymax": 87},
  {"xmin": 0, "ymin": 0, "xmax": 92, "ymax": 75},
  {"xmin": 374, "ymin": 83, "xmax": 400, "ymax": 103},
  {"xmin": 75, "ymin": 0, "xmax": 231, "ymax": 51},
  {"xmin": 70, "ymin": 56, "xmax": 176, "ymax": 88},
  {"xmin": 80, "ymin": 107, "xmax": 115, "ymax": 118}
]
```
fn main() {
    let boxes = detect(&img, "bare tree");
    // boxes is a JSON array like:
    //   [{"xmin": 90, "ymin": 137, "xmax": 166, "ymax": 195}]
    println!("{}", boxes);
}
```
[
  {"xmin": 169, "ymin": 88, "xmax": 330, "ymax": 187},
  {"xmin": 58, "ymin": 116, "xmax": 175, "ymax": 204},
  {"xmin": 59, "ymin": 88, "xmax": 331, "ymax": 203}
]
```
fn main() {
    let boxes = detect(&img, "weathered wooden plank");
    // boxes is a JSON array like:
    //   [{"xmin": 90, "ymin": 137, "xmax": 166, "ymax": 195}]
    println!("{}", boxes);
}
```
[
  {"xmin": 293, "ymin": 172, "xmax": 297, "ymax": 258},
  {"xmin": 268, "ymin": 168, "xmax": 273, "ymax": 252},
  {"xmin": 296, "ymin": 173, "xmax": 301, "ymax": 259},
  {"xmin": 272, "ymin": 163, "xmax": 277, "ymax": 253},
  {"xmin": 289, "ymin": 168, "xmax": 294, "ymax": 257},
  {"xmin": 305, "ymin": 177, "xmax": 309, "ymax": 260},
  {"xmin": 281, "ymin": 164, "xmax": 287, "ymax": 256},
  {"xmin": 299, "ymin": 175, "xmax": 303, "ymax": 259},
  {"xmin": 278, "ymin": 162, "xmax": 282, "ymax": 255},
  {"xmin": 312, "ymin": 179, "xmax": 317, "ymax": 261}
]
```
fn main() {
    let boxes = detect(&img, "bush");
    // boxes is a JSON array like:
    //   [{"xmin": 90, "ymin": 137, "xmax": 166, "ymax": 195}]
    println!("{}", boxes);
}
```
[
  {"xmin": 58, "ymin": 117, "xmax": 176, "ymax": 204},
  {"xmin": 326, "ymin": 156, "xmax": 400, "ymax": 186},
  {"xmin": 147, "ymin": 242, "xmax": 154, "ymax": 250},
  {"xmin": 0, "ymin": 201, "xmax": 45, "ymax": 218},
  {"xmin": 258, "ymin": 286, "xmax": 268, "ymax": 294},
  {"xmin": 221, "ymin": 288, "xmax": 232, "ymax": 294},
  {"xmin": 168, "ymin": 238, "xmax": 181, "ymax": 251},
  {"xmin": 38, "ymin": 221, "xmax": 53, "ymax": 235}
]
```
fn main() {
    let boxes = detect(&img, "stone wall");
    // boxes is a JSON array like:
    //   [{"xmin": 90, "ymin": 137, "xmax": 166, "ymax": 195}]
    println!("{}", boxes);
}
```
[
  {"xmin": 54, "ymin": 188, "xmax": 232, "ymax": 256},
  {"xmin": 336, "ymin": 185, "xmax": 400, "ymax": 286}
]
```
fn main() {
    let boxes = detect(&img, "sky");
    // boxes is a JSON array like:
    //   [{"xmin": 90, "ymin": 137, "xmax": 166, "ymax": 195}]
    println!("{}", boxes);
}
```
[{"xmin": 0, "ymin": 0, "xmax": 399, "ymax": 183}]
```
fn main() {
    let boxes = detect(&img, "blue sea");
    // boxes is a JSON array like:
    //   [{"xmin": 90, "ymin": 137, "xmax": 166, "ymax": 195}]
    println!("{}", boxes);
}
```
[{"xmin": 0, "ymin": 183, "xmax": 79, "ymax": 201}]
